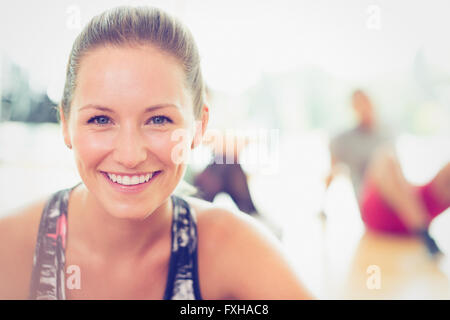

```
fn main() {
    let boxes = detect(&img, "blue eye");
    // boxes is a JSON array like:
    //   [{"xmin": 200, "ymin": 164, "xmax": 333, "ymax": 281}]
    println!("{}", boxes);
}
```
[
  {"xmin": 87, "ymin": 115, "xmax": 111, "ymax": 126},
  {"xmin": 149, "ymin": 115, "xmax": 172, "ymax": 125}
]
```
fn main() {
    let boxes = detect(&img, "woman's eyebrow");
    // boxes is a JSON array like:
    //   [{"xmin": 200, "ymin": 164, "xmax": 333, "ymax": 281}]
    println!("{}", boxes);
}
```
[{"xmin": 79, "ymin": 103, "xmax": 180, "ymax": 113}]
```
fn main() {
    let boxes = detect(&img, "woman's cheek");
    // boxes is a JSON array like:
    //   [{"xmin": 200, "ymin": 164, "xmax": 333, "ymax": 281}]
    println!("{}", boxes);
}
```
[{"xmin": 73, "ymin": 130, "xmax": 115, "ymax": 163}]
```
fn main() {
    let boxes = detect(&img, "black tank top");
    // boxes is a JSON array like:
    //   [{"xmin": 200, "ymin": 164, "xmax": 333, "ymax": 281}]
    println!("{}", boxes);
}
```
[{"xmin": 28, "ymin": 184, "xmax": 202, "ymax": 300}]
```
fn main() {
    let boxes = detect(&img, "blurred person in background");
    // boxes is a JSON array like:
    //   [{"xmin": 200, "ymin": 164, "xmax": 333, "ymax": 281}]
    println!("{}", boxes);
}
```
[
  {"xmin": 193, "ymin": 87, "xmax": 282, "ymax": 239},
  {"xmin": 193, "ymin": 87, "xmax": 258, "ymax": 215},
  {"xmin": 194, "ymin": 133, "xmax": 258, "ymax": 215},
  {"xmin": 0, "ymin": 6, "xmax": 311, "ymax": 300},
  {"xmin": 325, "ymin": 90, "xmax": 450, "ymax": 257}
]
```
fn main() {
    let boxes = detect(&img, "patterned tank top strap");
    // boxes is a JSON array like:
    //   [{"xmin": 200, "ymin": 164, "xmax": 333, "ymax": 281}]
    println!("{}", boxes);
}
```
[
  {"xmin": 28, "ymin": 187, "xmax": 71, "ymax": 300},
  {"xmin": 163, "ymin": 195, "xmax": 202, "ymax": 300}
]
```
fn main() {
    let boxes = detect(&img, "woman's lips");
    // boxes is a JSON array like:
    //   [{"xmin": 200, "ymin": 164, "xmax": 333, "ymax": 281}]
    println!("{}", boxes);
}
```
[{"xmin": 101, "ymin": 171, "xmax": 161, "ymax": 194}]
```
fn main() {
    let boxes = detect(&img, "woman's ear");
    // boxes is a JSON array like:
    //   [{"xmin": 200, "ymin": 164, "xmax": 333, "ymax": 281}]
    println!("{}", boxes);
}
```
[
  {"xmin": 191, "ymin": 104, "xmax": 209, "ymax": 149},
  {"xmin": 60, "ymin": 105, "xmax": 72, "ymax": 149}
]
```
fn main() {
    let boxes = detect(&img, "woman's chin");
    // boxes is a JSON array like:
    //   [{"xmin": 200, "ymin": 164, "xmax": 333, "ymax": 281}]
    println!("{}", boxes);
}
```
[
  {"xmin": 108, "ymin": 209, "xmax": 154, "ymax": 221},
  {"xmin": 101, "ymin": 201, "xmax": 157, "ymax": 221},
  {"xmin": 96, "ymin": 190, "xmax": 171, "ymax": 221}
]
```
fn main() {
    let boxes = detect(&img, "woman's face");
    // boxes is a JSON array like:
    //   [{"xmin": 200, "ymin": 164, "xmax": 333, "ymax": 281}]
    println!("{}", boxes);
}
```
[{"xmin": 62, "ymin": 45, "xmax": 205, "ymax": 220}]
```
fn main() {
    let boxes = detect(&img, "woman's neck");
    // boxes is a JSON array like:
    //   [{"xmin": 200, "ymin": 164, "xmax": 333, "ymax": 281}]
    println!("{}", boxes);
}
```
[{"xmin": 68, "ymin": 183, "xmax": 172, "ymax": 261}]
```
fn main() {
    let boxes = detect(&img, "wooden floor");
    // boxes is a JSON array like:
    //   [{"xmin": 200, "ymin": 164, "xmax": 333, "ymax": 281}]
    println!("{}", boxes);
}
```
[{"xmin": 277, "ymin": 183, "xmax": 450, "ymax": 300}]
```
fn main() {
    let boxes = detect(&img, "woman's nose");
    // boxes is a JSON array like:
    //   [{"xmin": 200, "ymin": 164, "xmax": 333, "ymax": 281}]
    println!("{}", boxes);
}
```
[{"xmin": 112, "ymin": 126, "xmax": 147, "ymax": 169}]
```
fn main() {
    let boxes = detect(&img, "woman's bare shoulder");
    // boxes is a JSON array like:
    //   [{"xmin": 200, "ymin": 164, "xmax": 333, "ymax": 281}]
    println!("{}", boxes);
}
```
[
  {"xmin": 185, "ymin": 196, "xmax": 282, "ymax": 257},
  {"xmin": 0, "ymin": 198, "xmax": 47, "ymax": 236},
  {"xmin": 0, "ymin": 198, "xmax": 48, "ymax": 299},
  {"xmin": 184, "ymin": 196, "xmax": 264, "ymax": 242},
  {"xmin": 184, "ymin": 196, "xmax": 262, "ymax": 299},
  {"xmin": 184, "ymin": 197, "xmax": 313, "ymax": 300}
]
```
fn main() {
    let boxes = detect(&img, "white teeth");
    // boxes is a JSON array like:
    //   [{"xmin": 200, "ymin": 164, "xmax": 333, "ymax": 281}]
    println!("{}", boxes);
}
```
[
  {"xmin": 130, "ymin": 176, "xmax": 140, "ymax": 185},
  {"xmin": 122, "ymin": 176, "xmax": 131, "ymax": 185},
  {"xmin": 106, "ymin": 172, "xmax": 155, "ymax": 185}
]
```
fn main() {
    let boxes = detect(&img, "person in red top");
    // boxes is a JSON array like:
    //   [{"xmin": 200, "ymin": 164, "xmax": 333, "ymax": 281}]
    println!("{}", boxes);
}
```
[{"xmin": 327, "ymin": 90, "xmax": 450, "ymax": 257}]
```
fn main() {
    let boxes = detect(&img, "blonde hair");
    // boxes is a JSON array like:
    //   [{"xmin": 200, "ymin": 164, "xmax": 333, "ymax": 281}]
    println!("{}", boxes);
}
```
[{"xmin": 60, "ymin": 6, "xmax": 205, "ymax": 120}]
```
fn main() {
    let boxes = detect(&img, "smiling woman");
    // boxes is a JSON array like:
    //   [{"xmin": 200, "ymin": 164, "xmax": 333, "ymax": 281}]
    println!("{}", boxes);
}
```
[{"xmin": 0, "ymin": 6, "xmax": 312, "ymax": 300}]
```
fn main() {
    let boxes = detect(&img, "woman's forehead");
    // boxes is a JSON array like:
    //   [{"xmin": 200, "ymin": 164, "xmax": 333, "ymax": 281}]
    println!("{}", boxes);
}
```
[{"xmin": 73, "ymin": 45, "xmax": 191, "ymax": 113}]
